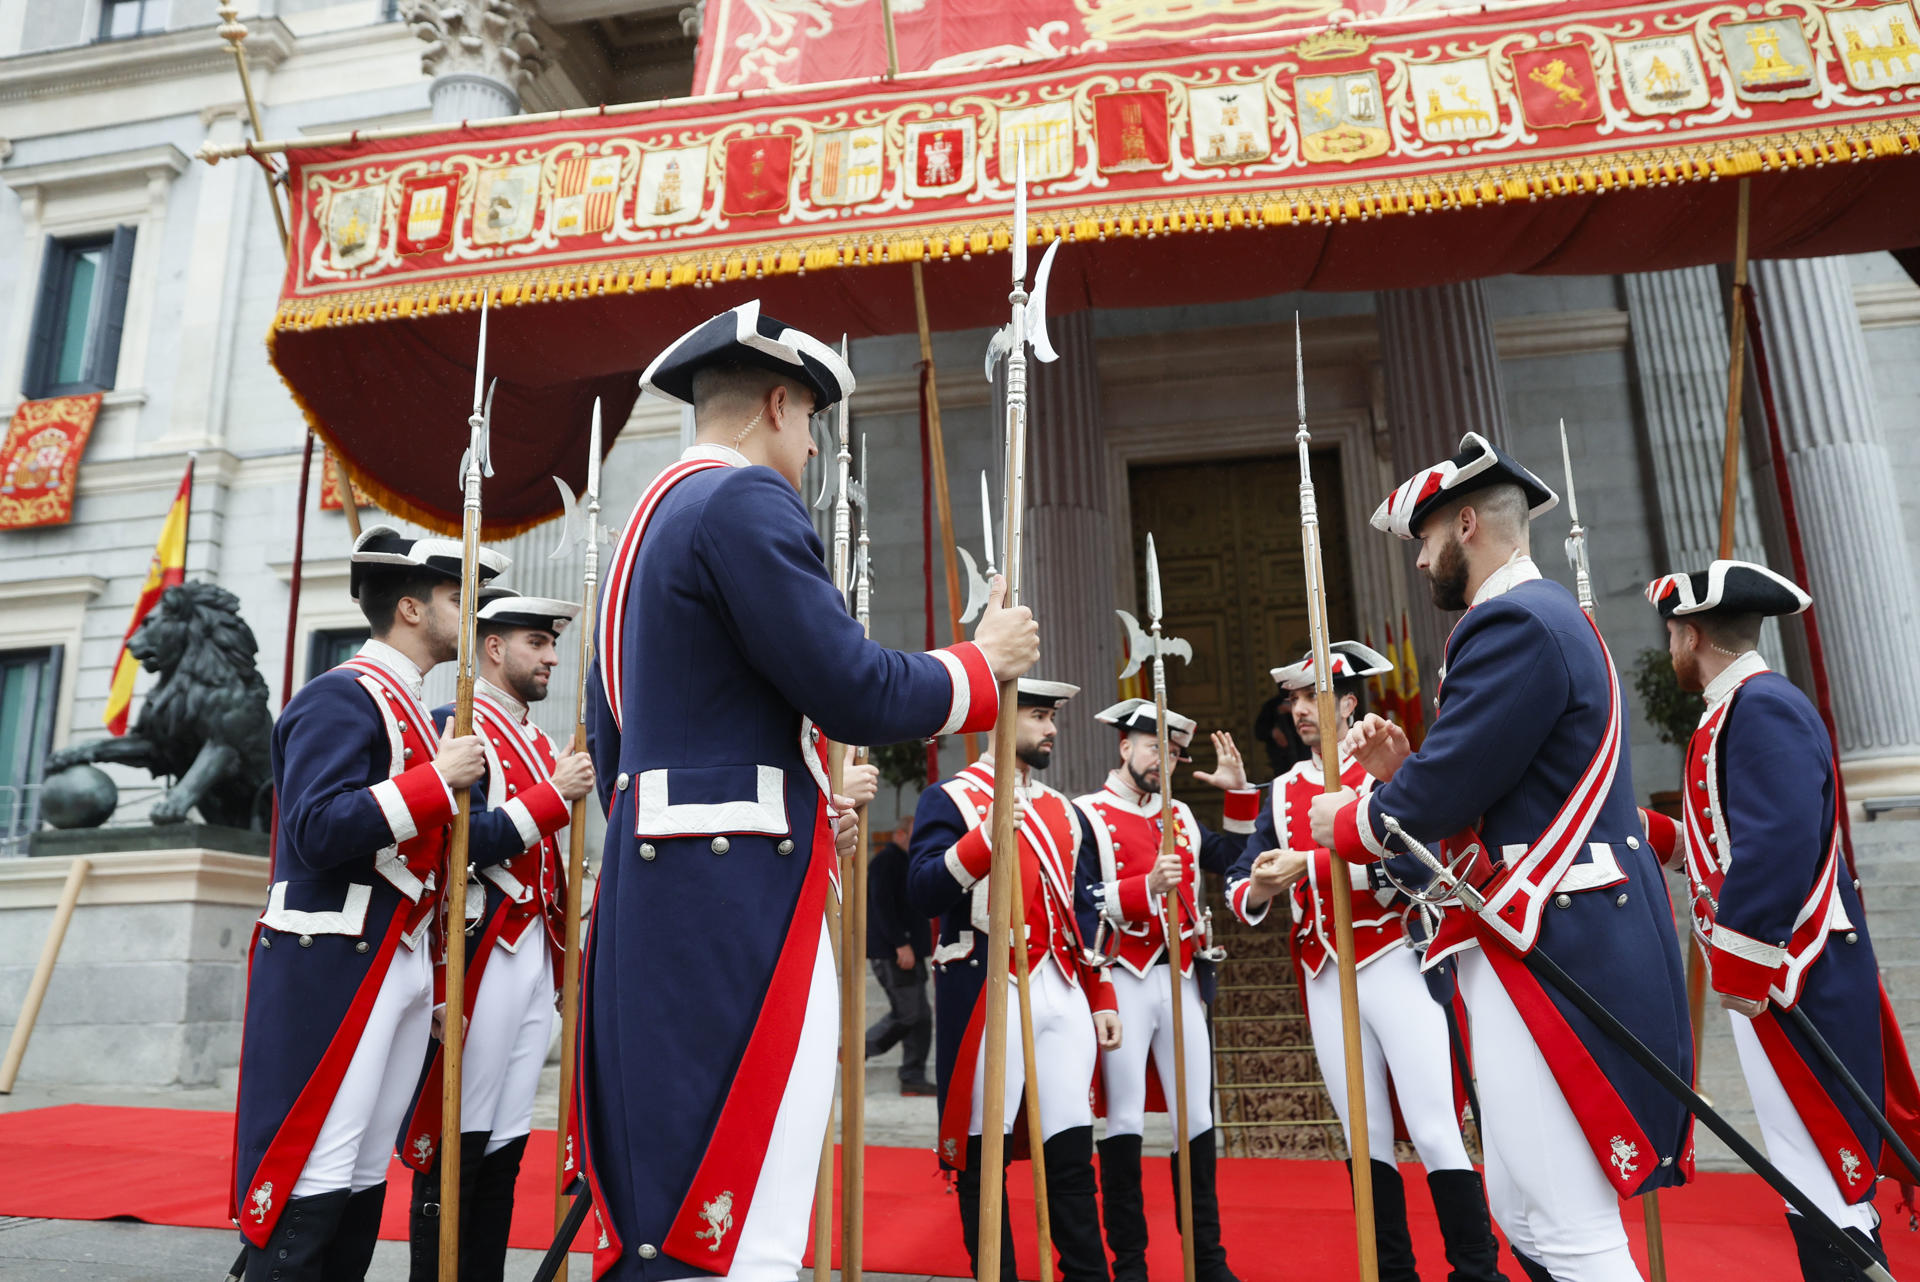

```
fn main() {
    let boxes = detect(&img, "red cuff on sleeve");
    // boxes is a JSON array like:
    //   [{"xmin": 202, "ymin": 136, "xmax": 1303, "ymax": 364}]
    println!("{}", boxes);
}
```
[
  {"xmin": 1710, "ymin": 932, "xmax": 1784, "ymax": 1004},
  {"xmin": 1638, "ymin": 807, "xmax": 1680, "ymax": 869},
  {"xmin": 1087, "ymin": 974, "xmax": 1118, "ymax": 1014},
  {"xmin": 1222, "ymin": 788, "xmax": 1261, "ymax": 826},
  {"xmin": 937, "ymin": 642, "xmax": 1001, "ymax": 737},
  {"xmin": 1116, "ymin": 874, "xmax": 1156, "ymax": 923},
  {"xmin": 393, "ymin": 763, "xmax": 457, "ymax": 831},
  {"xmin": 952, "ymin": 823, "xmax": 993, "ymax": 882},
  {"xmin": 520, "ymin": 781, "xmax": 572, "ymax": 838},
  {"xmin": 1331, "ymin": 796, "xmax": 1375, "ymax": 865}
]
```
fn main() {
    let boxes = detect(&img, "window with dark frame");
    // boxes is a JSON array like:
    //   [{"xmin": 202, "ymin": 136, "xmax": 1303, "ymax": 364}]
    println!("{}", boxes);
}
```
[
  {"xmin": 98, "ymin": 0, "xmax": 170, "ymax": 40},
  {"xmin": 0, "ymin": 647, "xmax": 62, "ymax": 840},
  {"xmin": 23, "ymin": 229, "xmax": 136, "ymax": 401},
  {"xmin": 308, "ymin": 628, "xmax": 371, "ymax": 683}
]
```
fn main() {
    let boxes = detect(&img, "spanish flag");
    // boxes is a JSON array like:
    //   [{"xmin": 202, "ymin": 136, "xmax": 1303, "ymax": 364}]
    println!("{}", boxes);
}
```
[{"xmin": 104, "ymin": 458, "xmax": 192, "ymax": 734}]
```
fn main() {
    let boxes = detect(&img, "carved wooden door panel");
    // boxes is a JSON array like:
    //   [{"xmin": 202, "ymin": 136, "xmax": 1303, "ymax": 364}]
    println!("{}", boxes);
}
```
[{"xmin": 1125, "ymin": 449, "xmax": 1360, "ymax": 1160}]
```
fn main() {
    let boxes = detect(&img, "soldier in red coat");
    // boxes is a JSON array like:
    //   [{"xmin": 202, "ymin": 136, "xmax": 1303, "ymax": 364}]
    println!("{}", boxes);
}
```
[
  {"xmin": 401, "ymin": 588, "xmax": 596, "ymax": 1282},
  {"xmin": 908, "ymin": 678, "xmax": 1122, "ymax": 1282},
  {"xmin": 1227, "ymin": 640, "xmax": 1502, "ymax": 1282},
  {"xmin": 1072, "ymin": 699, "xmax": 1257, "ymax": 1282},
  {"xmin": 1646, "ymin": 560, "xmax": 1920, "ymax": 1280}
]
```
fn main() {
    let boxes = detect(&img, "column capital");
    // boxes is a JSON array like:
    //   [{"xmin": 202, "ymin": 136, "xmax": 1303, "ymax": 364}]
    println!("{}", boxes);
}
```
[{"xmin": 400, "ymin": 0, "xmax": 546, "ymax": 116}]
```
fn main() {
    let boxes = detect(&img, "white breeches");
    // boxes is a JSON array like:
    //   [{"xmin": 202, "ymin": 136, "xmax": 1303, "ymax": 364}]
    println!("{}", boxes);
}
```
[
  {"xmin": 729, "ymin": 923, "xmax": 839, "ymax": 1282},
  {"xmin": 1303, "ymin": 946, "xmax": 1471, "ymax": 1172},
  {"xmin": 1101, "ymin": 966, "xmax": 1214, "ymax": 1142},
  {"xmin": 969, "ymin": 961, "xmax": 1097, "ymax": 1140},
  {"xmin": 1730, "ymin": 1012, "xmax": 1880, "ymax": 1234},
  {"xmin": 294, "ymin": 939, "xmax": 434, "ymax": 1196},
  {"xmin": 1458, "ymin": 949, "xmax": 1642, "ymax": 1282},
  {"xmin": 463, "ymin": 935, "xmax": 557, "ymax": 1153}
]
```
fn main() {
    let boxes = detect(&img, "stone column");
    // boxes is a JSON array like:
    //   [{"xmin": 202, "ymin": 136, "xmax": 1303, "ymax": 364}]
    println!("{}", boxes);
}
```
[
  {"xmin": 1747, "ymin": 257, "xmax": 1920, "ymax": 793},
  {"xmin": 1374, "ymin": 281, "xmax": 1510, "ymax": 675},
  {"xmin": 401, "ymin": 0, "xmax": 545, "ymax": 122},
  {"xmin": 1025, "ymin": 311, "xmax": 1121, "ymax": 797},
  {"xmin": 1621, "ymin": 268, "xmax": 1794, "ymax": 676}
]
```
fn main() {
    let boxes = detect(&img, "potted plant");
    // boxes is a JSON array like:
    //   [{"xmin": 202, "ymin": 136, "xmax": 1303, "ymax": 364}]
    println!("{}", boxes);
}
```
[
  {"xmin": 1631, "ymin": 646, "xmax": 1705, "ymax": 819},
  {"xmin": 871, "ymin": 739, "xmax": 936, "ymax": 818}
]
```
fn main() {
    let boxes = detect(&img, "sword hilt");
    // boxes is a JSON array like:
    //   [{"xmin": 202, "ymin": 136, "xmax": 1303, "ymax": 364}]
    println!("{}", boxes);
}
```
[{"xmin": 1379, "ymin": 815, "xmax": 1487, "ymax": 914}]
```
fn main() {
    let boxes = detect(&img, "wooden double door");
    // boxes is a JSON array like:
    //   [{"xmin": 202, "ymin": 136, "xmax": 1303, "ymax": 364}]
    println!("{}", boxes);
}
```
[{"xmin": 1126, "ymin": 450, "xmax": 1355, "ymax": 815}]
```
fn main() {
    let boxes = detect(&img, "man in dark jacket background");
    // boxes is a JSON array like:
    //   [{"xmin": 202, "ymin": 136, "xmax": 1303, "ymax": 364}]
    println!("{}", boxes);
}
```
[{"xmin": 867, "ymin": 813, "xmax": 935, "ymax": 1095}]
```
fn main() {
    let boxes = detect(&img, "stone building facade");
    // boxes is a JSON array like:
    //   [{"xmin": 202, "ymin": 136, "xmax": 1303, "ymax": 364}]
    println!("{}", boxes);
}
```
[{"xmin": 2, "ymin": 1, "xmax": 1919, "ymax": 1106}]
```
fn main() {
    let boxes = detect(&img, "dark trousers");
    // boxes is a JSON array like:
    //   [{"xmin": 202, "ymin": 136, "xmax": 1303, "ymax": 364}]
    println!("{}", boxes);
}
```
[{"xmin": 866, "ymin": 957, "xmax": 932, "ymax": 1083}]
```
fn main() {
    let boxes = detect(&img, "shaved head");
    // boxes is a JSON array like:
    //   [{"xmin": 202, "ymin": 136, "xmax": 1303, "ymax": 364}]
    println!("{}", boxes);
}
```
[{"xmin": 691, "ymin": 362, "xmax": 813, "ymax": 431}]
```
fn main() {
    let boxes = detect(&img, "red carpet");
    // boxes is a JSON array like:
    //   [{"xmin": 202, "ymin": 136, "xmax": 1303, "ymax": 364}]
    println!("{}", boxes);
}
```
[{"xmin": 2, "ymin": 1104, "xmax": 1916, "ymax": 1277}]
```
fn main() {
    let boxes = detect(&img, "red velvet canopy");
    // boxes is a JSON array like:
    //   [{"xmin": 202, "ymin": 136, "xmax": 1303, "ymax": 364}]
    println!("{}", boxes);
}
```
[{"xmin": 252, "ymin": 0, "xmax": 1920, "ymax": 533}]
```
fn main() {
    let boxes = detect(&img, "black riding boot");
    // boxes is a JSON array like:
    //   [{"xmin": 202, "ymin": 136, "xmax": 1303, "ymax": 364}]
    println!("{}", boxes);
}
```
[
  {"xmin": 955, "ymin": 1134, "xmax": 1018, "ymax": 1282},
  {"xmin": 1368, "ymin": 1159, "xmax": 1420, "ymax": 1282},
  {"xmin": 467, "ymin": 1136, "xmax": 529, "ymax": 1282},
  {"xmin": 407, "ymin": 1132, "xmax": 490, "ymax": 1282},
  {"xmin": 1098, "ymin": 1133, "xmax": 1149, "ymax": 1282},
  {"xmin": 324, "ymin": 1184, "xmax": 387, "ymax": 1281},
  {"xmin": 1044, "ymin": 1126, "xmax": 1110, "ymax": 1282},
  {"xmin": 1508, "ymin": 1246, "xmax": 1556, "ymax": 1282},
  {"xmin": 243, "ymin": 1188, "xmax": 351, "ymax": 1282},
  {"xmin": 1786, "ymin": 1211, "xmax": 1882, "ymax": 1281},
  {"xmin": 1427, "ymin": 1169, "xmax": 1507, "ymax": 1281},
  {"xmin": 1168, "ymin": 1128, "xmax": 1239, "ymax": 1282}
]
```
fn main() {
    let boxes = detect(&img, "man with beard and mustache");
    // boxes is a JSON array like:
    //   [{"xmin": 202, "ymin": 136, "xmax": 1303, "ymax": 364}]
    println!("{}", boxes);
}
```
[
  {"xmin": 1308, "ymin": 433, "xmax": 1692, "ymax": 1282},
  {"xmin": 231, "ymin": 527, "xmax": 506, "ymax": 1281},
  {"xmin": 1228, "ymin": 641, "xmax": 1504, "ymax": 1282},
  {"xmin": 908, "ymin": 678, "xmax": 1122, "ymax": 1282},
  {"xmin": 400, "ymin": 587, "xmax": 596, "ymax": 1282},
  {"xmin": 1071, "ymin": 700, "xmax": 1257, "ymax": 1282},
  {"xmin": 1644, "ymin": 560, "xmax": 1920, "ymax": 1280}
]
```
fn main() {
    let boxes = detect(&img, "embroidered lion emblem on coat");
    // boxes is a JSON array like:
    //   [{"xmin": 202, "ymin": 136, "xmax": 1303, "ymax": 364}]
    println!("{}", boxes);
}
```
[
  {"xmin": 47, "ymin": 581, "xmax": 273, "ymax": 828},
  {"xmin": 249, "ymin": 1181, "xmax": 274, "ymax": 1223},
  {"xmin": 694, "ymin": 1190, "xmax": 735, "ymax": 1251},
  {"xmin": 1609, "ymin": 1135, "xmax": 1640, "ymax": 1179}
]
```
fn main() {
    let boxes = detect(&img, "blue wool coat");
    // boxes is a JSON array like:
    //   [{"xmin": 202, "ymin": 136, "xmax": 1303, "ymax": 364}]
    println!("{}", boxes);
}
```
[
  {"xmin": 582, "ymin": 449, "xmax": 998, "ymax": 1278},
  {"xmin": 1331, "ymin": 575, "xmax": 1694, "ymax": 1197}
]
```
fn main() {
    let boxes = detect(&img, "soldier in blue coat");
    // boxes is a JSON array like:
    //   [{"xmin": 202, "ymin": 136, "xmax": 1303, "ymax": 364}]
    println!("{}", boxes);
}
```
[
  {"xmin": 581, "ymin": 301, "xmax": 1039, "ymax": 1282},
  {"xmin": 1646, "ymin": 560, "xmax": 1920, "ymax": 1280},
  {"xmin": 1309, "ymin": 434, "xmax": 1693, "ymax": 1282},
  {"xmin": 230, "ymin": 526, "xmax": 506, "ymax": 1281}
]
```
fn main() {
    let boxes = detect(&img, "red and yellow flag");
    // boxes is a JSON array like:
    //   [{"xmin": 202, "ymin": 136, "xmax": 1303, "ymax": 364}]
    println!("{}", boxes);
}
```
[{"xmin": 104, "ymin": 458, "xmax": 192, "ymax": 735}]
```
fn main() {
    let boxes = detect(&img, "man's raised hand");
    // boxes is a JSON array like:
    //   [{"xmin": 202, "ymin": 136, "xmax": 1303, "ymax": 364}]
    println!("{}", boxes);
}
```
[
  {"xmin": 973, "ymin": 574, "xmax": 1040, "ymax": 680},
  {"xmin": 1344, "ymin": 713, "xmax": 1411, "ymax": 782},
  {"xmin": 1191, "ymin": 730, "xmax": 1248, "ymax": 791}
]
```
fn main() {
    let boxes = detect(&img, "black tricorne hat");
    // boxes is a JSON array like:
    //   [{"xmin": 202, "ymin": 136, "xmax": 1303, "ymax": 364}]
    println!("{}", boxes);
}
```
[
  {"xmin": 1270, "ymin": 640, "xmax": 1395, "ymax": 690},
  {"xmin": 1372, "ymin": 431, "xmax": 1558, "ymax": 540},
  {"xmin": 640, "ymin": 300, "xmax": 855, "ymax": 411},
  {"xmin": 349, "ymin": 524, "xmax": 510, "ymax": 600},
  {"xmin": 1017, "ymin": 678, "xmax": 1080, "ymax": 710},
  {"xmin": 1645, "ymin": 560, "xmax": 1811, "ymax": 620},
  {"xmin": 474, "ymin": 586, "xmax": 581, "ymax": 636}
]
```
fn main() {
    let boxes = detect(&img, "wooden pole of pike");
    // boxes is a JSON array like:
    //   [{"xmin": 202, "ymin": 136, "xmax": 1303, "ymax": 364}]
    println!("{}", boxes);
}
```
[
  {"xmin": 1141, "ymin": 535, "xmax": 1196, "ymax": 1282},
  {"xmin": 440, "ymin": 294, "xmax": 496, "ymax": 1282},
  {"xmin": 549, "ymin": 399, "xmax": 606, "ymax": 1282},
  {"xmin": 0, "ymin": 857, "xmax": 91, "ymax": 1094},
  {"xmin": 1292, "ymin": 318, "xmax": 1379, "ymax": 1282},
  {"xmin": 841, "ymin": 432, "xmax": 875, "ymax": 1282},
  {"xmin": 1558, "ymin": 422, "xmax": 1667, "ymax": 1282},
  {"xmin": 978, "ymin": 141, "xmax": 1045, "ymax": 1282},
  {"xmin": 819, "ymin": 339, "xmax": 859, "ymax": 1281},
  {"xmin": 1687, "ymin": 178, "xmax": 1755, "ymax": 1072}
]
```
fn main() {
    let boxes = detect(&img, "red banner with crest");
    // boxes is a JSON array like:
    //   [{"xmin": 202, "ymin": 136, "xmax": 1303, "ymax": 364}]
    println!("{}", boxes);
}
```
[{"xmin": 0, "ymin": 394, "xmax": 103, "ymax": 531}]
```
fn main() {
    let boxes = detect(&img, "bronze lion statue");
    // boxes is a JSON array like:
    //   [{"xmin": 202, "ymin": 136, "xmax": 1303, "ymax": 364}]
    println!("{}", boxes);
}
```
[{"xmin": 48, "ymin": 581, "xmax": 273, "ymax": 829}]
